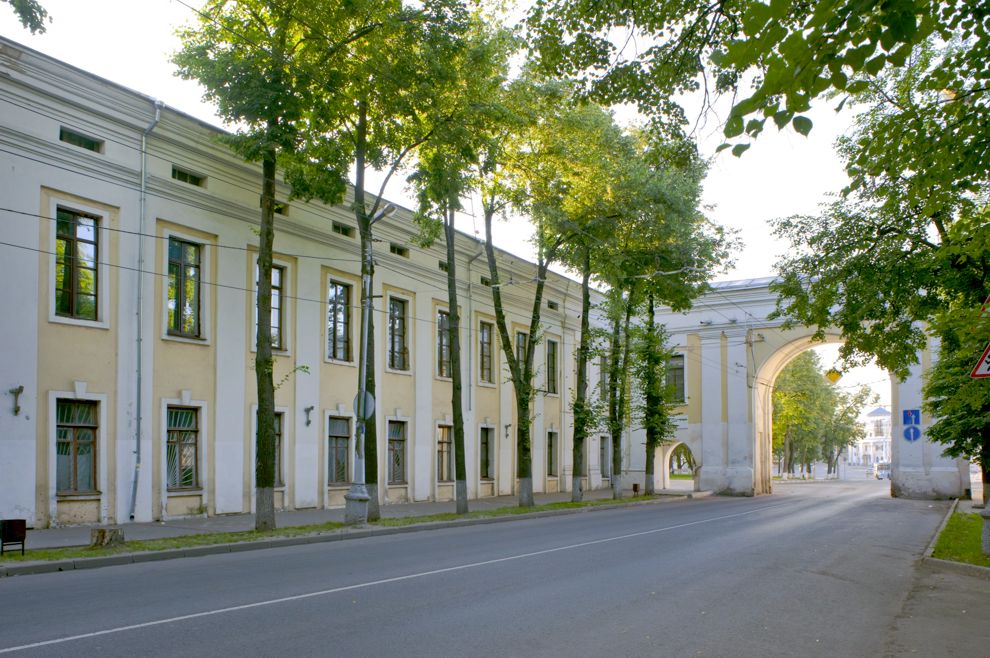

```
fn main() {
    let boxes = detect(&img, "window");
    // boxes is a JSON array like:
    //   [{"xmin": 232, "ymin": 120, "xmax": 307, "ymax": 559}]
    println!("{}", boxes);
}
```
[
  {"xmin": 516, "ymin": 332, "xmax": 528, "ymax": 367},
  {"xmin": 873, "ymin": 419, "xmax": 884, "ymax": 437},
  {"xmin": 438, "ymin": 260, "xmax": 449, "ymax": 273},
  {"xmin": 479, "ymin": 322, "xmax": 494, "ymax": 383},
  {"xmin": 171, "ymin": 166, "xmax": 205, "ymax": 187},
  {"xmin": 326, "ymin": 280, "xmax": 351, "ymax": 361},
  {"xmin": 480, "ymin": 276, "xmax": 492, "ymax": 287},
  {"xmin": 599, "ymin": 355, "xmax": 609, "ymax": 400},
  {"xmin": 274, "ymin": 412, "xmax": 284, "ymax": 488},
  {"xmin": 166, "ymin": 407, "xmax": 199, "ymax": 489},
  {"xmin": 480, "ymin": 427, "xmax": 494, "ymax": 480},
  {"xmin": 547, "ymin": 431, "xmax": 558, "ymax": 477},
  {"xmin": 273, "ymin": 202, "xmax": 288, "ymax": 216},
  {"xmin": 388, "ymin": 421, "xmax": 406, "ymax": 484},
  {"xmin": 167, "ymin": 237, "xmax": 202, "ymax": 337},
  {"xmin": 328, "ymin": 417, "xmax": 350, "ymax": 484},
  {"xmin": 437, "ymin": 425, "xmax": 453, "ymax": 482},
  {"xmin": 55, "ymin": 208, "xmax": 99, "ymax": 321},
  {"xmin": 56, "ymin": 400, "xmax": 97, "ymax": 493},
  {"xmin": 437, "ymin": 310, "xmax": 451, "ymax": 377},
  {"xmin": 600, "ymin": 436, "xmax": 610, "ymax": 479},
  {"xmin": 255, "ymin": 265, "xmax": 285, "ymax": 350},
  {"xmin": 332, "ymin": 221, "xmax": 354, "ymax": 238},
  {"xmin": 547, "ymin": 300, "xmax": 559, "ymax": 311},
  {"xmin": 546, "ymin": 340, "xmax": 559, "ymax": 394},
  {"xmin": 59, "ymin": 127, "xmax": 103, "ymax": 153},
  {"xmin": 390, "ymin": 243, "xmax": 409, "ymax": 257},
  {"xmin": 388, "ymin": 298, "xmax": 409, "ymax": 370},
  {"xmin": 665, "ymin": 354, "xmax": 686, "ymax": 404}
]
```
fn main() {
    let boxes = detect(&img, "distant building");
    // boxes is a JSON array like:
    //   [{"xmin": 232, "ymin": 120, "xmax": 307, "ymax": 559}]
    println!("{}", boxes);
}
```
[{"xmin": 847, "ymin": 407, "xmax": 891, "ymax": 465}]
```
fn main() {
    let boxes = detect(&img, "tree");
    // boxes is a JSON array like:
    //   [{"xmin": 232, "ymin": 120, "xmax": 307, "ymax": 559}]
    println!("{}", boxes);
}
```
[
  {"xmin": 924, "ymin": 306, "xmax": 990, "ymax": 505},
  {"xmin": 289, "ymin": 0, "xmax": 475, "ymax": 521},
  {"xmin": 174, "ymin": 0, "xmax": 362, "ymax": 531},
  {"xmin": 3, "ymin": 0, "xmax": 48, "ymax": 33},
  {"xmin": 410, "ymin": 18, "xmax": 514, "ymax": 514},
  {"xmin": 634, "ymin": 294, "xmax": 676, "ymax": 494}
]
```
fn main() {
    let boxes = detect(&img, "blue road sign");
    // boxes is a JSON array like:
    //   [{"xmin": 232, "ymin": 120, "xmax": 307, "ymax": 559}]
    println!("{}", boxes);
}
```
[
  {"xmin": 903, "ymin": 409, "xmax": 920, "ymax": 425},
  {"xmin": 904, "ymin": 426, "xmax": 921, "ymax": 442}
]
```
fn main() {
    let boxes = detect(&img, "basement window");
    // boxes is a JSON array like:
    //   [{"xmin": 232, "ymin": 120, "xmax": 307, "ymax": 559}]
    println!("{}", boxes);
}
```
[
  {"xmin": 390, "ymin": 243, "xmax": 409, "ymax": 258},
  {"xmin": 332, "ymin": 222, "xmax": 354, "ymax": 238},
  {"xmin": 59, "ymin": 127, "xmax": 103, "ymax": 153},
  {"xmin": 172, "ymin": 166, "xmax": 206, "ymax": 187}
]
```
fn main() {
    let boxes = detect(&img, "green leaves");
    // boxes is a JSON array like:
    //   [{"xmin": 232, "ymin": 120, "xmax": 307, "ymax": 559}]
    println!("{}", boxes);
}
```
[{"xmin": 791, "ymin": 115, "xmax": 813, "ymax": 136}]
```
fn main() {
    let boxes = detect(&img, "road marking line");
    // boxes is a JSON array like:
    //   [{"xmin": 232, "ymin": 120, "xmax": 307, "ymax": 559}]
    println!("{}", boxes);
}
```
[{"xmin": 0, "ymin": 501, "xmax": 791, "ymax": 653}]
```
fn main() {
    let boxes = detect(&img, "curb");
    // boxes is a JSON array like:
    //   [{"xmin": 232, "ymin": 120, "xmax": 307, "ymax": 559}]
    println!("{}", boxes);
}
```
[
  {"xmin": 923, "ymin": 498, "xmax": 958, "ymax": 558},
  {"xmin": 1, "ymin": 494, "xmax": 690, "ymax": 578}
]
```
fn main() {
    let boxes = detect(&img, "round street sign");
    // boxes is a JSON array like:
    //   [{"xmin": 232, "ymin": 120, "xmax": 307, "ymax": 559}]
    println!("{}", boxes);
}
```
[
  {"xmin": 903, "ymin": 426, "xmax": 921, "ymax": 442},
  {"xmin": 353, "ymin": 391, "xmax": 375, "ymax": 420}
]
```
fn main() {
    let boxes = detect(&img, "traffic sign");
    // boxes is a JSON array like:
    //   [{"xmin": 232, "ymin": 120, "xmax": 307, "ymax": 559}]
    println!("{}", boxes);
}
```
[
  {"xmin": 980, "ymin": 295, "xmax": 990, "ymax": 319},
  {"xmin": 903, "ymin": 426, "xmax": 921, "ymax": 442},
  {"xmin": 971, "ymin": 342, "xmax": 990, "ymax": 379},
  {"xmin": 902, "ymin": 409, "xmax": 920, "ymax": 425}
]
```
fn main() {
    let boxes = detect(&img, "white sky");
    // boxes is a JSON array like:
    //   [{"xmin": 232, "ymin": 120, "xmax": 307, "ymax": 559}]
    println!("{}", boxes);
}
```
[{"xmin": 1, "ymin": 0, "xmax": 888, "ymax": 400}]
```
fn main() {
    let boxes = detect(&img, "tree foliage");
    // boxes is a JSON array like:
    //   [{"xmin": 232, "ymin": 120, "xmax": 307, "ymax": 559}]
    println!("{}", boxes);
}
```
[
  {"xmin": 772, "ymin": 351, "xmax": 872, "ymax": 476},
  {"xmin": 3, "ymin": 0, "xmax": 49, "ymax": 33}
]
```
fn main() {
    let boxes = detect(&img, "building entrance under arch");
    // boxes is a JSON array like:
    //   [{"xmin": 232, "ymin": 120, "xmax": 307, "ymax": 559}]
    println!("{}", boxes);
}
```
[{"xmin": 650, "ymin": 278, "xmax": 969, "ymax": 500}]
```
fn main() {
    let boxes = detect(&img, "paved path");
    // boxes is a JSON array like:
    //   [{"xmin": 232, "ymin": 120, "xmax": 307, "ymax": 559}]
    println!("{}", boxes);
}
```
[
  {"xmin": 3, "ymin": 480, "xmax": 986, "ymax": 657},
  {"xmin": 22, "ymin": 484, "xmax": 694, "ymax": 549}
]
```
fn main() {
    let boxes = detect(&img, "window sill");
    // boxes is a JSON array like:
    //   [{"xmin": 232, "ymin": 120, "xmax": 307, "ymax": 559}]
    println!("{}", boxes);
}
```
[
  {"xmin": 56, "ymin": 491, "xmax": 101, "ymax": 500},
  {"xmin": 163, "ymin": 333, "xmax": 210, "ymax": 346},
  {"xmin": 327, "ymin": 483, "xmax": 350, "ymax": 490},
  {"xmin": 477, "ymin": 380, "xmax": 497, "ymax": 389},
  {"xmin": 49, "ymin": 314, "xmax": 109, "ymax": 330},
  {"xmin": 167, "ymin": 488, "xmax": 203, "ymax": 495},
  {"xmin": 384, "ymin": 367, "xmax": 413, "ymax": 377},
  {"xmin": 325, "ymin": 359, "xmax": 357, "ymax": 368}
]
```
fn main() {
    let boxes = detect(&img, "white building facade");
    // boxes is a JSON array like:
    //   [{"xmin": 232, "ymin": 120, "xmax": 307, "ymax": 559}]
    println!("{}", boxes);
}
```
[
  {"xmin": 0, "ymin": 38, "xmax": 625, "ymax": 527},
  {"xmin": 848, "ymin": 407, "xmax": 892, "ymax": 466}
]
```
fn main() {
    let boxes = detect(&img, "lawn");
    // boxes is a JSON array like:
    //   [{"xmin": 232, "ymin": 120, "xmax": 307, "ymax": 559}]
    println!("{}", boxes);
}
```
[{"xmin": 931, "ymin": 512, "xmax": 990, "ymax": 568}]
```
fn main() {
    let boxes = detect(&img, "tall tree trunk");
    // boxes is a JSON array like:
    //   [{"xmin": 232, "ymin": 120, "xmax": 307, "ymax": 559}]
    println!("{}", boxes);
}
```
[
  {"xmin": 446, "ymin": 201, "xmax": 469, "ymax": 514},
  {"xmin": 643, "ymin": 292, "xmax": 659, "ymax": 495},
  {"xmin": 980, "ymin": 427, "xmax": 990, "ymax": 506},
  {"xmin": 572, "ymin": 247, "xmax": 592, "ymax": 502},
  {"xmin": 481, "ymin": 201, "xmax": 550, "ymax": 507},
  {"xmin": 609, "ymin": 287, "xmax": 634, "ymax": 499},
  {"xmin": 255, "ymin": 147, "xmax": 277, "ymax": 531}
]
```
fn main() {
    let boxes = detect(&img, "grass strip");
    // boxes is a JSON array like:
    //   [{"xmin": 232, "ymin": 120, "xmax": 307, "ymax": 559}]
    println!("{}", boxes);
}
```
[{"xmin": 931, "ymin": 512, "xmax": 990, "ymax": 568}]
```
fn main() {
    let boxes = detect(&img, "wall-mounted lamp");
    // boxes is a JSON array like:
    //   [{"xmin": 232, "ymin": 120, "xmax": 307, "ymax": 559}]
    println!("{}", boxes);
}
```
[
  {"xmin": 303, "ymin": 405, "xmax": 314, "ymax": 426},
  {"xmin": 8, "ymin": 385, "xmax": 23, "ymax": 416}
]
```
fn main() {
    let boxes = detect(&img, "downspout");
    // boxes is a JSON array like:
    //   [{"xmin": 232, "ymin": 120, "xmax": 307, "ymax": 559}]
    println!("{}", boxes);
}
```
[{"xmin": 129, "ymin": 99, "xmax": 163, "ymax": 521}]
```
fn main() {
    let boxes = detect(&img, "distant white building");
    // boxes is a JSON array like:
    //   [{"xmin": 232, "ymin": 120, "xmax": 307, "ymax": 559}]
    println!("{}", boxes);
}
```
[{"xmin": 848, "ymin": 407, "xmax": 891, "ymax": 465}]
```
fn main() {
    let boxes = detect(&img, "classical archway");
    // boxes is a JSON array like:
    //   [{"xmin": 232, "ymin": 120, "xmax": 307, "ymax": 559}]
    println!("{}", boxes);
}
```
[{"xmin": 641, "ymin": 277, "xmax": 969, "ymax": 499}]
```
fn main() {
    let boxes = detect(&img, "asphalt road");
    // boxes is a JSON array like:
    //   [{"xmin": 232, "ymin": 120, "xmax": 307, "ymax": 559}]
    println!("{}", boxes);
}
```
[{"xmin": 0, "ymin": 481, "xmax": 949, "ymax": 657}]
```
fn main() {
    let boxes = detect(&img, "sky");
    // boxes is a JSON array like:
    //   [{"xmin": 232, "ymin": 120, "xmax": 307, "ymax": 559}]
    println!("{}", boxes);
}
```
[{"xmin": 0, "ymin": 0, "xmax": 889, "ymax": 403}]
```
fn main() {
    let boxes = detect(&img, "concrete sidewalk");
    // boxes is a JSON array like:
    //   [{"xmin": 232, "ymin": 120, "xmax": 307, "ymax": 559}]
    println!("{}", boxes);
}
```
[{"xmin": 20, "ymin": 486, "xmax": 696, "ymax": 550}]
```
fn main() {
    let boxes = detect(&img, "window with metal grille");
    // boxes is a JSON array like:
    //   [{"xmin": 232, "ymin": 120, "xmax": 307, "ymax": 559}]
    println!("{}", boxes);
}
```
[
  {"xmin": 479, "ymin": 427, "xmax": 493, "ymax": 480},
  {"xmin": 171, "ymin": 166, "xmax": 205, "ymax": 187},
  {"xmin": 167, "ymin": 237, "xmax": 202, "ymax": 337},
  {"xmin": 388, "ymin": 421, "xmax": 406, "ymax": 484},
  {"xmin": 326, "ymin": 280, "xmax": 351, "ymax": 361},
  {"xmin": 166, "ymin": 406, "xmax": 199, "ymax": 490},
  {"xmin": 328, "ymin": 417, "xmax": 350, "ymax": 484},
  {"xmin": 515, "ymin": 332, "xmax": 527, "ymax": 368},
  {"xmin": 388, "ymin": 297, "xmax": 409, "ymax": 370},
  {"xmin": 437, "ymin": 310, "xmax": 451, "ymax": 377},
  {"xmin": 479, "ymin": 321, "xmax": 494, "ymax": 383},
  {"xmin": 437, "ymin": 425, "xmax": 453, "ymax": 482},
  {"xmin": 56, "ymin": 400, "xmax": 98, "ymax": 493},
  {"xmin": 55, "ymin": 208, "xmax": 99, "ymax": 321}
]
